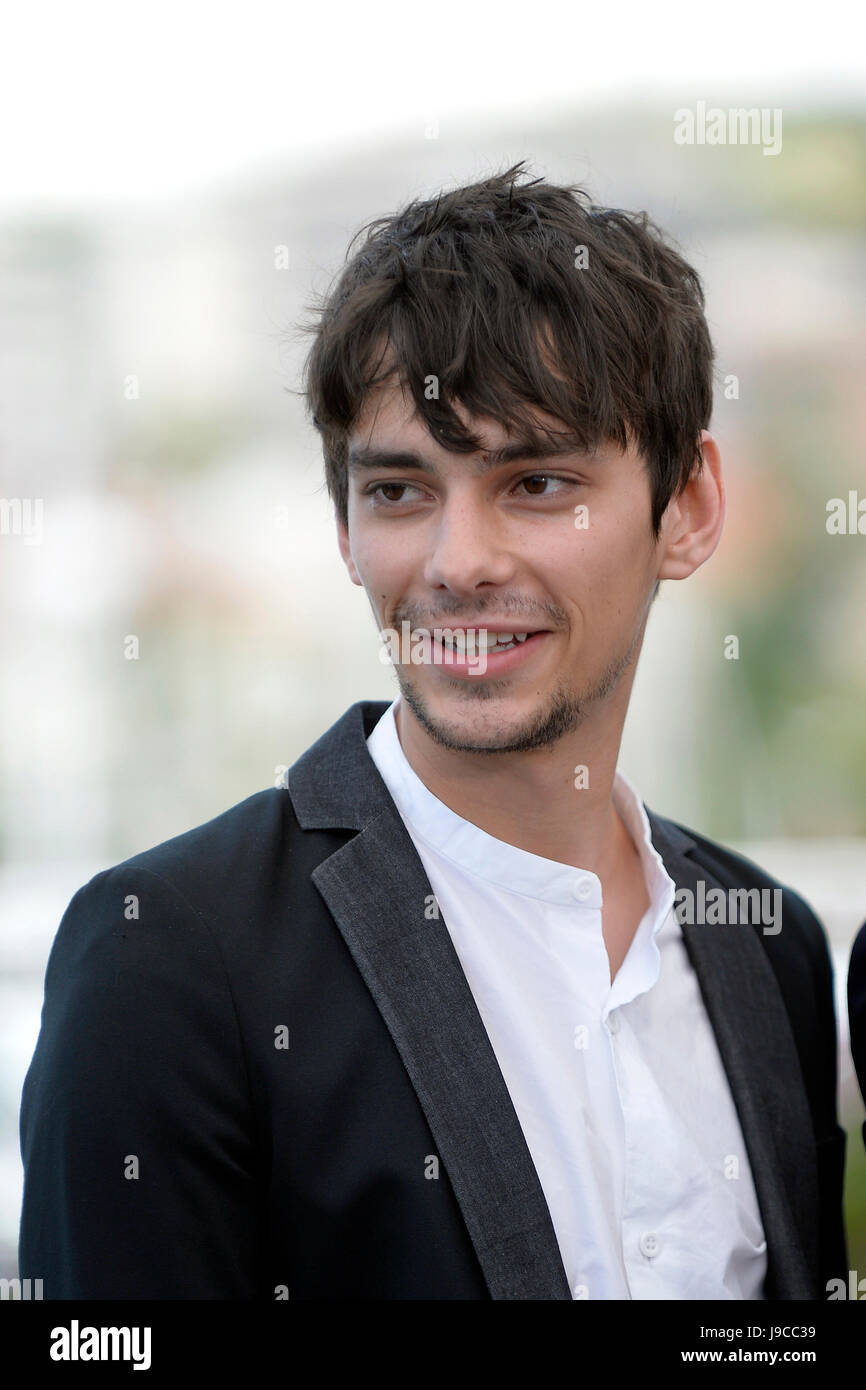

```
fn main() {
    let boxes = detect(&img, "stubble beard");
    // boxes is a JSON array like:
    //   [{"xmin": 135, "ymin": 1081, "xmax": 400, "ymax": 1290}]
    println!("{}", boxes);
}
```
[{"xmin": 392, "ymin": 623, "xmax": 645, "ymax": 755}]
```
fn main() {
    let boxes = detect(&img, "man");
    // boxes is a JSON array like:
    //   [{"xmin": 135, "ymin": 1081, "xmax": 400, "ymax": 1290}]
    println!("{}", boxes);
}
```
[{"xmin": 19, "ymin": 163, "xmax": 846, "ymax": 1300}]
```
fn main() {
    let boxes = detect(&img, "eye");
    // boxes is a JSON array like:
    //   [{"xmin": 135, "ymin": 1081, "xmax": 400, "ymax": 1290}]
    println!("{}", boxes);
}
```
[
  {"xmin": 365, "ymin": 481, "xmax": 424, "ymax": 506},
  {"xmin": 512, "ymin": 473, "xmax": 574, "ymax": 497}
]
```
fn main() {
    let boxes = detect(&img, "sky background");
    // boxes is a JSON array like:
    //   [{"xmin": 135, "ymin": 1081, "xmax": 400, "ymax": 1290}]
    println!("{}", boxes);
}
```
[{"xmin": 2, "ymin": 1, "xmax": 866, "ymax": 209}]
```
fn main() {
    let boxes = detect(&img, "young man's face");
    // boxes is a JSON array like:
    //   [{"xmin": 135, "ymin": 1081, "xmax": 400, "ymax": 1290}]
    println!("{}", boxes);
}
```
[{"xmin": 337, "ymin": 376, "xmax": 664, "ymax": 754}]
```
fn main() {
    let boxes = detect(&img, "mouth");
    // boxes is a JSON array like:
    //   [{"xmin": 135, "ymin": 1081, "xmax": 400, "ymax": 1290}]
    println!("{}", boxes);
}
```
[
  {"xmin": 429, "ymin": 627, "xmax": 551, "ymax": 677},
  {"xmin": 438, "ymin": 629, "xmax": 537, "ymax": 656}
]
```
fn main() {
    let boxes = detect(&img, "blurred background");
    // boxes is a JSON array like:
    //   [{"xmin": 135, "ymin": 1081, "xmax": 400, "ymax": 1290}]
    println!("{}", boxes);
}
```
[{"xmin": 1, "ymin": 1, "xmax": 865, "ymax": 1287}]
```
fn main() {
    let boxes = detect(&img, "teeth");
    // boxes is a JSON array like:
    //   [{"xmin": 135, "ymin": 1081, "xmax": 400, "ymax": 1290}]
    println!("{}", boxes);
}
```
[
  {"xmin": 441, "ymin": 630, "xmax": 531, "ymax": 652},
  {"xmin": 486, "ymin": 631, "xmax": 530, "ymax": 650}
]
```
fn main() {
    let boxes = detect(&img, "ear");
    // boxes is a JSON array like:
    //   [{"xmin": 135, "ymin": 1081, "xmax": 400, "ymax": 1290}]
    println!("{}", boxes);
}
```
[
  {"xmin": 336, "ymin": 515, "xmax": 363, "ymax": 586},
  {"xmin": 657, "ymin": 431, "xmax": 725, "ymax": 581}
]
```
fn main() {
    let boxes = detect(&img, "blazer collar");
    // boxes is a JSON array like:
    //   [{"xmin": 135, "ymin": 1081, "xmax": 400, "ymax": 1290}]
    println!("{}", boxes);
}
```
[{"xmin": 288, "ymin": 699, "xmax": 817, "ymax": 1300}]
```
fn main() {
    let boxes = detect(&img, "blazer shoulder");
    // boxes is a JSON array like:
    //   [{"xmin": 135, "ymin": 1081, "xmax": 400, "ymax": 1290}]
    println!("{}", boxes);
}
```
[
  {"xmin": 45, "ymin": 787, "xmax": 310, "ymax": 975},
  {"xmin": 80, "ymin": 785, "xmax": 296, "ymax": 901},
  {"xmin": 655, "ymin": 812, "xmax": 831, "ymax": 966}
]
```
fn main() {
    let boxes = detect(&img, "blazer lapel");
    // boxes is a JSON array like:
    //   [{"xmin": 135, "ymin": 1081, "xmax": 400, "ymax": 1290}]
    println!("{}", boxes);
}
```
[
  {"xmin": 646, "ymin": 810, "xmax": 819, "ymax": 1300},
  {"xmin": 288, "ymin": 699, "xmax": 572, "ymax": 1300}
]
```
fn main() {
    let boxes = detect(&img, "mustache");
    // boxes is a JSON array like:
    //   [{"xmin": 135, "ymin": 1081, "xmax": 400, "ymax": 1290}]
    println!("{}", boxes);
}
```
[{"xmin": 393, "ymin": 603, "xmax": 565, "ymax": 627}]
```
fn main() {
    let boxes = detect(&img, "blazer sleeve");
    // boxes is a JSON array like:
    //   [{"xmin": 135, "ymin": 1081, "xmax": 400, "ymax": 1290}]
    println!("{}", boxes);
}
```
[{"xmin": 18, "ymin": 864, "xmax": 265, "ymax": 1299}]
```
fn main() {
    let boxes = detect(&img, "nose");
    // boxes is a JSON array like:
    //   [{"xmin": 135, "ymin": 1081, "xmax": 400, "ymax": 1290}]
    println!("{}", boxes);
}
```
[{"xmin": 422, "ymin": 489, "xmax": 517, "ymax": 595}]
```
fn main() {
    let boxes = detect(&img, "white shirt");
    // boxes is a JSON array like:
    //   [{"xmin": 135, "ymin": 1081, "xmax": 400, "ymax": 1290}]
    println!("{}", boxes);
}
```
[{"xmin": 367, "ymin": 697, "xmax": 768, "ymax": 1300}]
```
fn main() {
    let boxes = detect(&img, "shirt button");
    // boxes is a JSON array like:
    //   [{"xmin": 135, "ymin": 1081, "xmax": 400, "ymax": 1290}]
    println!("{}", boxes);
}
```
[
  {"xmin": 639, "ymin": 1231, "xmax": 661, "ymax": 1259},
  {"xmin": 606, "ymin": 1012, "xmax": 620, "ymax": 1034},
  {"xmin": 574, "ymin": 878, "xmax": 592, "ymax": 901}
]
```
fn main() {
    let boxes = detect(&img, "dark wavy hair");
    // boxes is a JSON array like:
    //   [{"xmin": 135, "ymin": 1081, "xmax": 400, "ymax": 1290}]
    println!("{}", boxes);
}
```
[{"xmin": 300, "ymin": 160, "xmax": 714, "ymax": 538}]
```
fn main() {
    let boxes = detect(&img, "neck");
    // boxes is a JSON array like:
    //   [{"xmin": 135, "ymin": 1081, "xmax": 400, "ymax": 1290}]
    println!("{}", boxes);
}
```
[{"xmin": 394, "ymin": 693, "xmax": 633, "ymax": 880}]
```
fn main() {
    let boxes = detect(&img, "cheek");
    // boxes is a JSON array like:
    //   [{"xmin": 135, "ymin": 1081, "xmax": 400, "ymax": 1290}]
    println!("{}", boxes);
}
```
[
  {"xmin": 544, "ymin": 524, "xmax": 626, "ymax": 593},
  {"xmin": 344, "ymin": 513, "xmax": 379, "ymax": 575},
  {"xmin": 549, "ymin": 525, "xmax": 648, "ymax": 625},
  {"xmin": 350, "ymin": 529, "xmax": 414, "ymax": 596}
]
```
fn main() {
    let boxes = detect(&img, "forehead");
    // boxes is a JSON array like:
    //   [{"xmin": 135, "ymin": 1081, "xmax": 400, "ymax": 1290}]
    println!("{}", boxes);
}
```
[
  {"xmin": 350, "ymin": 377, "xmax": 428, "ymax": 442},
  {"xmin": 348, "ymin": 374, "xmax": 576, "ymax": 458}
]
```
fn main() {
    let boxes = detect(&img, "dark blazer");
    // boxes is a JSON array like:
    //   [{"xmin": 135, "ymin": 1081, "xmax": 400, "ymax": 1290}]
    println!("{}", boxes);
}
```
[
  {"xmin": 18, "ymin": 699, "xmax": 847, "ymax": 1300},
  {"xmin": 847, "ymin": 923, "xmax": 866, "ymax": 1153}
]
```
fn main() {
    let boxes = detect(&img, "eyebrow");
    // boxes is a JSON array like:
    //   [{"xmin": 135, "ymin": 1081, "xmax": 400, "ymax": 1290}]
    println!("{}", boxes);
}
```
[{"xmin": 347, "ymin": 438, "xmax": 593, "ymax": 477}]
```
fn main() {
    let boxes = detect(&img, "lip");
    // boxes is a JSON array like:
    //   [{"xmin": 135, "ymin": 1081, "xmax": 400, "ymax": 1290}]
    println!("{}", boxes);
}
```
[
  {"xmin": 431, "ymin": 624, "xmax": 546, "ymax": 634},
  {"xmin": 429, "ymin": 629, "xmax": 551, "ymax": 678}
]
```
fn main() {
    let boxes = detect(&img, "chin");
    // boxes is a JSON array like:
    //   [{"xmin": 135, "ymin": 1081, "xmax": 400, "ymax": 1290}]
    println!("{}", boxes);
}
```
[{"xmin": 400, "ymin": 676, "xmax": 585, "ymax": 754}]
